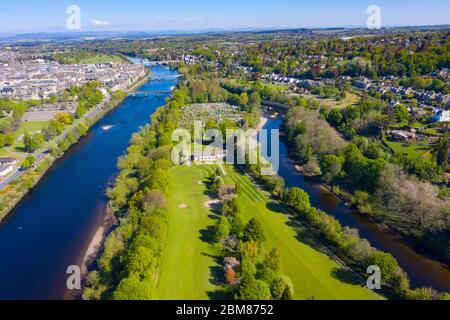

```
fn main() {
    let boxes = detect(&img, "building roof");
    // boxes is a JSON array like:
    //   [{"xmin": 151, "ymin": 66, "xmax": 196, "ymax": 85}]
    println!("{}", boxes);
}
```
[{"xmin": 0, "ymin": 157, "xmax": 17, "ymax": 163}]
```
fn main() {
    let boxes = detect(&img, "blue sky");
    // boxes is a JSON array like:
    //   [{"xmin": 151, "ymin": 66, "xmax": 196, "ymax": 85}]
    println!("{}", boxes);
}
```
[{"xmin": 1, "ymin": 0, "xmax": 449, "ymax": 33}]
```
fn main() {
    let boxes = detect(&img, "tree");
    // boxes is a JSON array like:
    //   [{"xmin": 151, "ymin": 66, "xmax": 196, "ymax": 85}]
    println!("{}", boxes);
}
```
[
  {"xmin": 270, "ymin": 275, "xmax": 294, "ymax": 300},
  {"xmin": 393, "ymin": 104, "xmax": 410, "ymax": 123},
  {"xmin": 0, "ymin": 133, "xmax": 14, "ymax": 146},
  {"xmin": 243, "ymin": 218, "xmax": 266, "ymax": 243},
  {"xmin": 435, "ymin": 134, "xmax": 449, "ymax": 171},
  {"xmin": 214, "ymin": 216, "xmax": 231, "ymax": 243},
  {"xmin": 235, "ymin": 279, "xmax": 271, "ymax": 300},
  {"xmin": 264, "ymin": 248, "xmax": 281, "ymax": 272},
  {"xmin": 283, "ymin": 187, "xmax": 311, "ymax": 213},
  {"xmin": 111, "ymin": 276, "xmax": 155, "ymax": 300},
  {"xmin": 124, "ymin": 246, "xmax": 157, "ymax": 280},
  {"xmin": 319, "ymin": 154, "xmax": 343, "ymax": 182},
  {"xmin": 76, "ymin": 105, "xmax": 87, "ymax": 118},
  {"xmin": 21, "ymin": 156, "xmax": 35, "ymax": 169},
  {"xmin": 248, "ymin": 92, "xmax": 261, "ymax": 112},
  {"xmin": 225, "ymin": 266, "xmax": 239, "ymax": 286},
  {"xmin": 55, "ymin": 112, "xmax": 73, "ymax": 125},
  {"xmin": 139, "ymin": 215, "xmax": 166, "ymax": 241},
  {"xmin": 239, "ymin": 92, "xmax": 249, "ymax": 108},
  {"xmin": 369, "ymin": 251, "xmax": 399, "ymax": 285},
  {"xmin": 141, "ymin": 189, "xmax": 167, "ymax": 212},
  {"xmin": 23, "ymin": 133, "xmax": 44, "ymax": 153}
]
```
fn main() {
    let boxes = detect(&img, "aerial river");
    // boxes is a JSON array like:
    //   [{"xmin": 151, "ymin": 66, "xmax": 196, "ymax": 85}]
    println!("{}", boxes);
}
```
[
  {"xmin": 0, "ymin": 65, "xmax": 179, "ymax": 299},
  {"xmin": 0, "ymin": 65, "xmax": 449, "ymax": 300},
  {"xmin": 263, "ymin": 115, "xmax": 450, "ymax": 293}
]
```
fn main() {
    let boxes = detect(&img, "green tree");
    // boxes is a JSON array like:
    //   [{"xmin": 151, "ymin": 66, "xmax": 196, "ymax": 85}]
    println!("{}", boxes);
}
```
[
  {"xmin": 369, "ymin": 251, "xmax": 399, "ymax": 285},
  {"xmin": 23, "ymin": 133, "xmax": 44, "ymax": 153},
  {"xmin": 111, "ymin": 276, "xmax": 155, "ymax": 300},
  {"xmin": 243, "ymin": 218, "xmax": 266, "ymax": 243},
  {"xmin": 319, "ymin": 154, "xmax": 343, "ymax": 182},
  {"xmin": 235, "ymin": 279, "xmax": 271, "ymax": 300},
  {"xmin": 214, "ymin": 216, "xmax": 231, "ymax": 243},
  {"xmin": 283, "ymin": 187, "xmax": 311, "ymax": 213},
  {"xmin": 21, "ymin": 156, "xmax": 36, "ymax": 169},
  {"xmin": 270, "ymin": 275, "xmax": 294, "ymax": 300},
  {"xmin": 124, "ymin": 246, "xmax": 157, "ymax": 280}
]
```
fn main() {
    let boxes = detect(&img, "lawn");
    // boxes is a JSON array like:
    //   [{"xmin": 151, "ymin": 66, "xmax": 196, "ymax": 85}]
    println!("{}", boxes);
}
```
[
  {"xmin": 158, "ymin": 164, "xmax": 381, "ymax": 300},
  {"xmin": 383, "ymin": 138, "xmax": 432, "ymax": 160},
  {"xmin": 55, "ymin": 53, "xmax": 127, "ymax": 65},
  {"xmin": 158, "ymin": 165, "xmax": 223, "ymax": 300},
  {"xmin": 12, "ymin": 121, "xmax": 48, "ymax": 150},
  {"xmin": 223, "ymin": 166, "xmax": 381, "ymax": 300},
  {"xmin": 302, "ymin": 91, "xmax": 360, "ymax": 109}
]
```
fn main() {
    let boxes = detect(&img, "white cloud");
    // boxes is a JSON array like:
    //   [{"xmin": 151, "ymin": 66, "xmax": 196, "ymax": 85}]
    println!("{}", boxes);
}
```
[
  {"xmin": 91, "ymin": 19, "xmax": 111, "ymax": 27},
  {"xmin": 183, "ymin": 17, "xmax": 203, "ymax": 22}
]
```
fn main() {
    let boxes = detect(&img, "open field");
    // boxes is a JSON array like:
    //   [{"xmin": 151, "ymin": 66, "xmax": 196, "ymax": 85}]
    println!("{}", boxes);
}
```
[
  {"xmin": 158, "ymin": 165, "xmax": 223, "ymax": 300},
  {"xmin": 12, "ymin": 121, "xmax": 48, "ymax": 151},
  {"xmin": 383, "ymin": 138, "xmax": 433, "ymax": 160},
  {"xmin": 302, "ymin": 91, "xmax": 360, "ymax": 109},
  {"xmin": 158, "ymin": 164, "xmax": 381, "ymax": 300},
  {"xmin": 54, "ymin": 53, "xmax": 127, "ymax": 65}
]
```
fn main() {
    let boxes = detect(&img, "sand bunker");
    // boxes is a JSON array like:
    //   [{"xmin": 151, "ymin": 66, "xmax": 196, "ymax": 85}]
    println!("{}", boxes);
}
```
[
  {"xmin": 204, "ymin": 200, "xmax": 220, "ymax": 210},
  {"xmin": 178, "ymin": 203, "xmax": 188, "ymax": 209}
]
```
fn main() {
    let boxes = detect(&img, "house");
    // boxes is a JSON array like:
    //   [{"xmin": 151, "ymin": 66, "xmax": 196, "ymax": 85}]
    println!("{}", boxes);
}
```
[
  {"xmin": 0, "ymin": 157, "xmax": 17, "ymax": 166},
  {"xmin": 388, "ymin": 130, "xmax": 417, "ymax": 142},
  {"xmin": 432, "ymin": 110, "xmax": 450, "ymax": 123},
  {"xmin": 0, "ymin": 164, "xmax": 13, "ymax": 178},
  {"xmin": 192, "ymin": 151, "xmax": 226, "ymax": 162}
]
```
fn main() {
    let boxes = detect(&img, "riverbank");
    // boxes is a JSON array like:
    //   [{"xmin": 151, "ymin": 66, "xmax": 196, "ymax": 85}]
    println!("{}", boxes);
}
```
[
  {"xmin": 0, "ymin": 73, "xmax": 148, "ymax": 224},
  {"xmin": 271, "ymin": 116, "xmax": 450, "ymax": 293},
  {"xmin": 81, "ymin": 204, "xmax": 116, "ymax": 275}
]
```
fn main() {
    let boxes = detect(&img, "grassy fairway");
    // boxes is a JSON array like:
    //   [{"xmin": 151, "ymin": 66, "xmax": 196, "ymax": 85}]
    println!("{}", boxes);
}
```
[
  {"xmin": 223, "ymin": 166, "xmax": 381, "ymax": 300},
  {"xmin": 158, "ymin": 164, "xmax": 381, "ymax": 300},
  {"xmin": 158, "ymin": 165, "xmax": 223, "ymax": 300}
]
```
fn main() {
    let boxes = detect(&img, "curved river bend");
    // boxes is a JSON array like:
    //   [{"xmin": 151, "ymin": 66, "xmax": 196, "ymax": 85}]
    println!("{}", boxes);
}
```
[
  {"xmin": 0, "ymin": 66, "xmax": 179, "ymax": 300},
  {"xmin": 263, "ymin": 116, "xmax": 450, "ymax": 293}
]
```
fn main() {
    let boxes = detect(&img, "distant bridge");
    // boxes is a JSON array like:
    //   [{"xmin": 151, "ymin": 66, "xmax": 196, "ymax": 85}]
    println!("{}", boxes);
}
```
[
  {"xmin": 143, "ymin": 60, "xmax": 180, "ymax": 66},
  {"xmin": 148, "ymin": 75, "xmax": 182, "ymax": 81},
  {"xmin": 129, "ymin": 90, "xmax": 172, "ymax": 96},
  {"xmin": 261, "ymin": 100, "xmax": 291, "ymax": 111}
]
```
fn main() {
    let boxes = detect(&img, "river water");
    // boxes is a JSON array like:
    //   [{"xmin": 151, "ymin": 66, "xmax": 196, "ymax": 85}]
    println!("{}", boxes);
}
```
[
  {"xmin": 0, "ymin": 66, "xmax": 178, "ymax": 300},
  {"xmin": 263, "ymin": 115, "xmax": 450, "ymax": 293}
]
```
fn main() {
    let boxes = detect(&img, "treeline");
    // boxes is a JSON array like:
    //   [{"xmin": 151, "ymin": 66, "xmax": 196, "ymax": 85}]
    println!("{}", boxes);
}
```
[
  {"xmin": 207, "ymin": 169, "xmax": 295, "ymax": 300},
  {"xmin": 285, "ymin": 105, "xmax": 450, "ymax": 268},
  {"xmin": 282, "ymin": 186, "xmax": 449, "ymax": 300},
  {"xmin": 83, "ymin": 86, "xmax": 186, "ymax": 300},
  {"xmin": 52, "ymin": 52, "xmax": 128, "ymax": 65}
]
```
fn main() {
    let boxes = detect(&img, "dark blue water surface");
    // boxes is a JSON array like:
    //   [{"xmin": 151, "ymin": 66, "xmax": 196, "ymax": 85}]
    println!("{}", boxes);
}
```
[
  {"xmin": 0, "ymin": 66, "xmax": 178, "ymax": 299},
  {"xmin": 263, "ymin": 116, "xmax": 450, "ymax": 292}
]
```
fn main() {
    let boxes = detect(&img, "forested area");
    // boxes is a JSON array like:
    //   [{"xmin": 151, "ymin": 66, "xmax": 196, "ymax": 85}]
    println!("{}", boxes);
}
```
[{"xmin": 285, "ymin": 104, "xmax": 450, "ymax": 268}]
